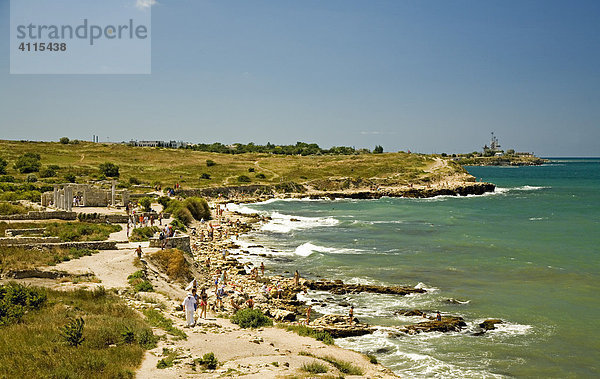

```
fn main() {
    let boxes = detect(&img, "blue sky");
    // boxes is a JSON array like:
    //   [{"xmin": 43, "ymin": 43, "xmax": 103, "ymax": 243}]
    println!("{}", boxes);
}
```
[{"xmin": 0, "ymin": 0, "xmax": 599, "ymax": 156}]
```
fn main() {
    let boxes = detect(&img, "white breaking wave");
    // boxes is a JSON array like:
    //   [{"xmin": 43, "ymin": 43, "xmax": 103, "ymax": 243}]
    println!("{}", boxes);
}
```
[
  {"xmin": 261, "ymin": 212, "xmax": 339, "ymax": 233},
  {"xmin": 293, "ymin": 242, "xmax": 336, "ymax": 256},
  {"xmin": 225, "ymin": 202, "xmax": 262, "ymax": 215}
]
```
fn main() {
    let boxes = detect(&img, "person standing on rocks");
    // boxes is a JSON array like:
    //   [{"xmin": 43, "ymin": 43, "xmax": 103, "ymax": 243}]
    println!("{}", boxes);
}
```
[
  {"xmin": 348, "ymin": 306, "xmax": 354, "ymax": 325},
  {"xmin": 182, "ymin": 289, "xmax": 197, "ymax": 327},
  {"xmin": 306, "ymin": 305, "xmax": 312, "ymax": 325},
  {"xmin": 293, "ymin": 270, "xmax": 300, "ymax": 286},
  {"xmin": 260, "ymin": 262, "xmax": 265, "ymax": 276},
  {"xmin": 135, "ymin": 245, "xmax": 142, "ymax": 259},
  {"xmin": 436, "ymin": 311, "xmax": 442, "ymax": 321}
]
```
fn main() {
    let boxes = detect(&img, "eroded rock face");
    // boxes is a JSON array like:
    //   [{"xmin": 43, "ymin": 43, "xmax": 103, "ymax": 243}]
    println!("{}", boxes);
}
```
[
  {"xmin": 479, "ymin": 319, "xmax": 503, "ymax": 331},
  {"xmin": 305, "ymin": 280, "xmax": 426, "ymax": 296},
  {"xmin": 264, "ymin": 308, "xmax": 296, "ymax": 322},
  {"xmin": 397, "ymin": 316, "xmax": 467, "ymax": 335},
  {"xmin": 309, "ymin": 314, "xmax": 374, "ymax": 338}
]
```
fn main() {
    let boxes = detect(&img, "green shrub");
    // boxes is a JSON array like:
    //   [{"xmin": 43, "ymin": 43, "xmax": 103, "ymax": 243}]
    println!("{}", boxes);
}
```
[
  {"xmin": 14, "ymin": 153, "xmax": 41, "ymax": 173},
  {"xmin": 279, "ymin": 324, "xmax": 334, "ymax": 345},
  {"xmin": 237, "ymin": 175, "xmax": 251, "ymax": 183},
  {"xmin": 129, "ymin": 226, "xmax": 160, "ymax": 242},
  {"xmin": 169, "ymin": 219, "xmax": 186, "ymax": 231},
  {"xmin": 142, "ymin": 309, "xmax": 187, "ymax": 340},
  {"xmin": 64, "ymin": 173, "xmax": 76, "ymax": 183},
  {"xmin": 301, "ymin": 362, "xmax": 328, "ymax": 374},
  {"xmin": 320, "ymin": 356, "xmax": 363, "ymax": 375},
  {"xmin": 0, "ymin": 283, "xmax": 47, "ymax": 325},
  {"xmin": 138, "ymin": 328, "xmax": 158, "ymax": 349},
  {"xmin": 255, "ymin": 173, "xmax": 266, "ymax": 179},
  {"xmin": 129, "ymin": 177, "xmax": 141, "ymax": 185},
  {"xmin": 99, "ymin": 162, "xmax": 119, "ymax": 177},
  {"xmin": 367, "ymin": 354, "xmax": 378, "ymax": 364},
  {"xmin": 0, "ymin": 202, "xmax": 30, "ymax": 215},
  {"xmin": 138, "ymin": 197, "xmax": 153, "ymax": 212},
  {"xmin": 26, "ymin": 174, "xmax": 37, "ymax": 183},
  {"xmin": 200, "ymin": 173, "xmax": 211, "ymax": 179},
  {"xmin": 121, "ymin": 326, "xmax": 136, "ymax": 344},
  {"xmin": 59, "ymin": 137, "xmax": 70, "ymax": 144},
  {"xmin": 248, "ymin": 167, "xmax": 255, "ymax": 172},
  {"xmin": 127, "ymin": 270, "xmax": 154, "ymax": 293},
  {"xmin": 60, "ymin": 317, "xmax": 85, "ymax": 347},
  {"xmin": 230, "ymin": 308, "xmax": 272, "ymax": 328},
  {"xmin": 0, "ymin": 175, "xmax": 15, "ymax": 182},
  {"xmin": 39, "ymin": 167, "xmax": 57, "ymax": 178},
  {"xmin": 206, "ymin": 159, "xmax": 216, "ymax": 167},
  {"xmin": 195, "ymin": 352, "xmax": 218, "ymax": 370},
  {"xmin": 183, "ymin": 197, "xmax": 211, "ymax": 220},
  {"xmin": 0, "ymin": 158, "xmax": 7, "ymax": 175},
  {"xmin": 156, "ymin": 348, "xmax": 177, "ymax": 369},
  {"xmin": 157, "ymin": 196, "xmax": 171, "ymax": 209}
]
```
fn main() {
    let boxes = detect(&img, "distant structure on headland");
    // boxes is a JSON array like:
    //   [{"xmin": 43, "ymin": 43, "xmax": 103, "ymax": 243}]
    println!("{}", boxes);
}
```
[
  {"xmin": 482, "ymin": 132, "xmax": 503, "ymax": 156},
  {"xmin": 128, "ymin": 140, "xmax": 188, "ymax": 149}
]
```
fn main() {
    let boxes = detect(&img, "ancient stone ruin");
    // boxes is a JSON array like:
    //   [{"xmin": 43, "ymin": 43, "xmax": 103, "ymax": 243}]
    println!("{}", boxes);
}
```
[{"xmin": 41, "ymin": 182, "xmax": 130, "ymax": 210}]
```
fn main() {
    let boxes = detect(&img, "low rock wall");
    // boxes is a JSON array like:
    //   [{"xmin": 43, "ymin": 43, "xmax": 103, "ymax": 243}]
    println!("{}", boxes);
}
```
[
  {"xmin": 0, "ymin": 240, "xmax": 118, "ymax": 250},
  {"xmin": 0, "ymin": 211, "xmax": 77, "ymax": 221},
  {"xmin": 5, "ymin": 228, "xmax": 46, "ymax": 237},
  {"xmin": 0, "ymin": 236, "xmax": 61, "ymax": 245}
]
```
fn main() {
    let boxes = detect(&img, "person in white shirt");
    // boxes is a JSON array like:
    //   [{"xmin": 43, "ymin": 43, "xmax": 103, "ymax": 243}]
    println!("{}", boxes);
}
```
[{"xmin": 182, "ymin": 289, "xmax": 197, "ymax": 327}]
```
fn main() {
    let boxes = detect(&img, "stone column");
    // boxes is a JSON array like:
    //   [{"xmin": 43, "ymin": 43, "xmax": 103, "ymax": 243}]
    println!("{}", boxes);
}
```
[
  {"xmin": 65, "ymin": 186, "xmax": 73, "ymax": 212},
  {"xmin": 111, "ymin": 180, "xmax": 116, "ymax": 207},
  {"xmin": 53, "ymin": 186, "xmax": 58, "ymax": 208}
]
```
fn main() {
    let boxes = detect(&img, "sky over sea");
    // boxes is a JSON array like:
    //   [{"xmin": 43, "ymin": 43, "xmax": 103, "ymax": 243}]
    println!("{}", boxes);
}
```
[{"xmin": 0, "ymin": 0, "xmax": 598, "ymax": 156}]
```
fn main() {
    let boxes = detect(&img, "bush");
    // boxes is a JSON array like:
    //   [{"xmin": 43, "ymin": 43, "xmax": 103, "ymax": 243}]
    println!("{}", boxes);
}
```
[
  {"xmin": 157, "ymin": 196, "xmax": 171, "ymax": 209},
  {"xmin": 143, "ymin": 309, "xmax": 187, "ymax": 340},
  {"xmin": 195, "ymin": 352, "xmax": 218, "ymax": 370},
  {"xmin": 121, "ymin": 326, "xmax": 136, "ymax": 344},
  {"xmin": 64, "ymin": 173, "xmax": 76, "ymax": 183},
  {"xmin": 206, "ymin": 159, "xmax": 216, "ymax": 167},
  {"xmin": 183, "ymin": 197, "xmax": 211, "ymax": 220},
  {"xmin": 280, "ymin": 324, "xmax": 334, "ymax": 345},
  {"xmin": 0, "ymin": 202, "xmax": 30, "ymax": 215},
  {"xmin": 39, "ymin": 167, "xmax": 57, "ymax": 178},
  {"xmin": 26, "ymin": 174, "xmax": 37, "ymax": 183},
  {"xmin": 200, "ymin": 173, "xmax": 211, "ymax": 180},
  {"xmin": 14, "ymin": 153, "xmax": 41, "ymax": 173},
  {"xmin": 230, "ymin": 308, "xmax": 272, "ymax": 329},
  {"xmin": 138, "ymin": 197, "xmax": 153, "ymax": 212},
  {"xmin": 60, "ymin": 317, "xmax": 85, "ymax": 347},
  {"xmin": 0, "ymin": 283, "xmax": 47, "ymax": 325},
  {"xmin": 367, "ymin": 354, "xmax": 378, "ymax": 364},
  {"xmin": 373, "ymin": 145, "xmax": 384, "ymax": 154},
  {"xmin": 248, "ymin": 167, "xmax": 255, "ymax": 172},
  {"xmin": 169, "ymin": 219, "xmax": 186, "ymax": 231},
  {"xmin": 255, "ymin": 173, "xmax": 266, "ymax": 179},
  {"xmin": 0, "ymin": 158, "xmax": 7, "ymax": 175},
  {"xmin": 301, "ymin": 362, "xmax": 328, "ymax": 374},
  {"xmin": 0, "ymin": 175, "xmax": 15, "ymax": 182},
  {"xmin": 237, "ymin": 175, "xmax": 251, "ymax": 183},
  {"xmin": 99, "ymin": 162, "xmax": 120, "ymax": 177},
  {"xmin": 59, "ymin": 137, "xmax": 70, "ymax": 144},
  {"xmin": 129, "ymin": 177, "xmax": 141, "ymax": 185},
  {"xmin": 138, "ymin": 328, "xmax": 158, "ymax": 349},
  {"xmin": 127, "ymin": 271, "xmax": 154, "ymax": 293},
  {"xmin": 129, "ymin": 226, "xmax": 160, "ymax": 242}
]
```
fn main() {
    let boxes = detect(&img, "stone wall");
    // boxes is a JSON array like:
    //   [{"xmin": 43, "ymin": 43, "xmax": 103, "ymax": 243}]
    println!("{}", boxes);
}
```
[
  {"xmin": 0, "ymin": 240, "xmax": 118, "ymax": 250},
  {"xmin": 0, "ymin": 236, "xmax": 61, "ymax": 245},
  {"xmin": 149, "ymin": 234, "xmax": 191, "ymax": 253},
  {"xmin": 0, "ymin": 211, "xmax": 77, "ymax": 221},
  {"xmin": 5, "ymin": 228, "xmax": 46, "ymax": 237}
]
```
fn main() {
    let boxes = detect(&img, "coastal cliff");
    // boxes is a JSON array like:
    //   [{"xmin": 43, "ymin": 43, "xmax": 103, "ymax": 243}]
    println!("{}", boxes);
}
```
[{"xmin": 457, "ymin": 156, "xmax": 548, "ymax": 166}]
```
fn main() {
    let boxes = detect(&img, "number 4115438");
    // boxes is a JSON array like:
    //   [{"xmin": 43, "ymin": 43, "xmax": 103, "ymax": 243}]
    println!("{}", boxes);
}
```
[{"xmin": 18, "ymin": 42, "xmax": 67, "ymax": 52}]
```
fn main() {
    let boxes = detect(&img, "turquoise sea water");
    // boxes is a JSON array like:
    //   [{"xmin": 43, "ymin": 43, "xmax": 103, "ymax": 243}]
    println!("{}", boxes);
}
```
[{"xmin": 228, "ymin": 158, "xmax": 599, "ymax": 377}]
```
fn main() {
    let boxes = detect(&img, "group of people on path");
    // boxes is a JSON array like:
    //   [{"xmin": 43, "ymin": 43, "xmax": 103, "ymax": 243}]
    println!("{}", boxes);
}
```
[{"xmin": 182, "ymin": 279, "xmax": 209, "ymax": 327}]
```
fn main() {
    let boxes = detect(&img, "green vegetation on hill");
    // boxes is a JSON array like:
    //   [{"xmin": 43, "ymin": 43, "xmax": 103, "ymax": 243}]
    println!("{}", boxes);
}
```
[
  {"xmin": 0, "ymin": 246, "xmax": 100, "ymax": 272},
  {"xmin": 0, "ymin": 284, "xmax": 156, "ymax": 378},
  {"xmin": 0, "ymin": 221, "xmax": 120, "ymax": 242},
  {"xmin": 0, "ymin": 140, "xmax": 464, "ymax": 193}
]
